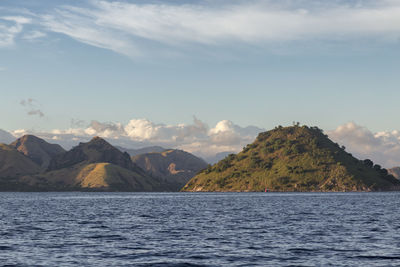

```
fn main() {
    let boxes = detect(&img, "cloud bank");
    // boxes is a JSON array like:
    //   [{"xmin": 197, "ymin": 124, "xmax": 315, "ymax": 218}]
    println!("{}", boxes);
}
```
[
  {"xmin": 4, "ymin": 120, "xmax": 400, "ymax": 167},
  {"xmin": 328, "ymin": 122, "xmax": 400, "ymax": 168},
  {"xmin": 11, "ymin": 118, "xmax": 264, "ymax": 162}
]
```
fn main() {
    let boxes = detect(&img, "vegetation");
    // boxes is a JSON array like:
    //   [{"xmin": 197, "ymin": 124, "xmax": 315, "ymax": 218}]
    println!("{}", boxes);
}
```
[{"xmin": 182, "ymin": 125, "xmax": 400, "ymax": 192}]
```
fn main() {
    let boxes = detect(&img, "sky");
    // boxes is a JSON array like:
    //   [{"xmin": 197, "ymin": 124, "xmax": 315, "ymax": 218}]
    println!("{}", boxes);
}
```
[{"xmin": 1, "ymin": 0, "xmax": 400, "ymax": 166}]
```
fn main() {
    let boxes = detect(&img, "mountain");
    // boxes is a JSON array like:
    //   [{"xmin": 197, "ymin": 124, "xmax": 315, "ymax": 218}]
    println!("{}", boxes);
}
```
[
  {"xmin": 0, "ymin": 129, "xmax": 15, "ymax": 144},
  {"xmin": 0, "ymin": 144, "xmax": 41, "ymax": 177},
  {"xmin": 25, "ymin": 136, "xmax": 164, "ymax": 191},
  {"xmin": 132, "ymin": 149, "xmax": 208, "ymax": 191},
  {"xmin": 389, "ymin": 167, "xmax": 400, "ymax": 179},
  {"xmin": 48, "ymin": 136, "xmax": 137, "ymax": 171},
  {"xmin": 182, "ymin": 125, "xmax": 400, "ymax": 192},
  {"xmin": 0, "ymin": 144, "xmax": 41, "ymax": 190},
  {"xmin": 116, "ymin": 146, "xmax": 167, "ymax": 156},
  {"xmin": 10, "ymin": 135, "xmax": 65, "ymax": 169}
]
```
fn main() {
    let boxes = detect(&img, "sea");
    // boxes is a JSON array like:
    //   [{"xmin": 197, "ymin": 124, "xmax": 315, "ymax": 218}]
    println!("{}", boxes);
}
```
[{"xmin": 0, "ymin": 192, "xmax": 400, "ymax": 266}]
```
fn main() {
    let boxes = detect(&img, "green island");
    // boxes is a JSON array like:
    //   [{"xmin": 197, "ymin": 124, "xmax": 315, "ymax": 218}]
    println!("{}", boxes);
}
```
[{"xmin": 182, "ymin": 125, "xmax": 400, "ymax": 192}]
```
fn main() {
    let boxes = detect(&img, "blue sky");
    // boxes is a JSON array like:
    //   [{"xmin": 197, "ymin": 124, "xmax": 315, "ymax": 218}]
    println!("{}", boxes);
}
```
[{"xmin": 1, "ymin": 0, "xmax": 400, "ymax": 165}]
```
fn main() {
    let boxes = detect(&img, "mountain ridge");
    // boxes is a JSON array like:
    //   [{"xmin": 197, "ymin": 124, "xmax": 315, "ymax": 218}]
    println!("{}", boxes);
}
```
[{"xmin": 11, "ymin": 135, "xmax": 65, "ymax": 169}]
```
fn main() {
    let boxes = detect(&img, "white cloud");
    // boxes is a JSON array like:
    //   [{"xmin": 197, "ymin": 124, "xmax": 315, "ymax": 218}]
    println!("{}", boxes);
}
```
[
  {"xmin": 0, "ymin": 16, "xmax": 31, "ymax": 47},
  {"xmin": 10, "ymin": 117, "xmax": 264, "ymax": 161},
  {"xmin": 208, "ymin": 120, "xmax": 261, "ymax": 146},
  {"xmin": 124, "ymin": 117, "xmax": 209, "ymax": 142},
  {"xmin": 34, "ymin": 0, "xmax": 400, "ymax": 57},
  {"xmin": 328, "ymin": 122, "xmax": 400, "ymax": 168}
]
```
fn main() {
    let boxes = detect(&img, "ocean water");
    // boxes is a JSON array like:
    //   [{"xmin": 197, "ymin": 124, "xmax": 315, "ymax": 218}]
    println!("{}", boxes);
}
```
[{"xmin": 0, "ymin": 192, "xmax": 400, "ymax": 266}]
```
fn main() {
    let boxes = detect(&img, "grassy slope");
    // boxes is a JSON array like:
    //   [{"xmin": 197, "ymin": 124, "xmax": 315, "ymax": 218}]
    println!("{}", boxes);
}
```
[
  {"xmin": 182, "ymin": 125, "xmax": 399, "ymax": 192},
  {"xmin": 23, "ymin": 162, "xmax": 162, "ymax": 191}
]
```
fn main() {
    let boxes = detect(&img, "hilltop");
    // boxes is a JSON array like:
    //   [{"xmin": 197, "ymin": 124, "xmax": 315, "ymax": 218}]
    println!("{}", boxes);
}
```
[
  {"xmin": 48, "ymin": 136, "xmax": 137, "ymax": 171},
  {"xmin": 132, "ymin": 149, "xmax": 208, "ymax": 191},
  {"xmin": 182, "ymin": 125, "xmax": 400, "ymax": 192},
  {"xmin": 11, "ymin": 135, "xmax": 65, "ymax": 169}
]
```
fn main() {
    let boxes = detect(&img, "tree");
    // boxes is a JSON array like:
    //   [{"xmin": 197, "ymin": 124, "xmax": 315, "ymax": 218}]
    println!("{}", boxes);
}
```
[
  {"xmin": 363, "ymin": 159, "xmax": 374, "ymax": 168},
  {"xmin": 373, "ymin": 164, "xmax": 382, "ymax": 171}
]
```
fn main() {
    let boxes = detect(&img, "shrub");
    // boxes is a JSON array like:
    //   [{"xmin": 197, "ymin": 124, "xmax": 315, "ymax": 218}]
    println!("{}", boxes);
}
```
[
  {"xmin": 363, "ymin": 159, "xmax": 374, "ymax": 168},
  {"xmin": 373, "ymin": 164, "xmax": 382, "ymax": 171}
]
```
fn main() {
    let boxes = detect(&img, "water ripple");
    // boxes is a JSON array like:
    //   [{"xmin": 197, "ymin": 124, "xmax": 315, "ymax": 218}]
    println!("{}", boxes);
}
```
[{"xmin": 1, "ymin": 192, "xmax": 400, "ymax": 266}]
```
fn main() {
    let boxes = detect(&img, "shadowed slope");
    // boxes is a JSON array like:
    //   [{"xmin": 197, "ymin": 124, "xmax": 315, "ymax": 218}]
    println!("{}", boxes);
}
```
[
  {"xmin": 0, "ymin": 144, "xmax": 40, "ymax": 177},
  {"xmin": 0, "ymin": 144, "xmax": 41, "ymax": 190},
  {"xmin": 132, "ymin": 149, "xmax": 208, "ymax": 191}
]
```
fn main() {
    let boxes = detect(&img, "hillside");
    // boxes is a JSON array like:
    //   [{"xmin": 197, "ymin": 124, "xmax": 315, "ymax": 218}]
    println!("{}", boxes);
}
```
[
  {"xmin": 0, "ymin": 144, "xmax": 41, "ymax": 190},
  {"xmin": 132, "ymin": 149, "xmax": 208, "ymax": 191},
  {"xmin": 182, "ymin": 125, "xmax": 400, "ymax": 192},
  {"xmin": 23, "ymin": 162, "xmax": 161, "ymax": 191},
  {"xmin": 48, "ymin": 136, "xmax": 137, "ymax": 171},
  {"xmin": 11, "ymin": 135, "xmax": 65, "ymax": 169},
  {"xmin": 26, "ymin": 137, "xmax": 166, "ymax": 191},
  {"xmin": 0, "ymin": 144, "xmax": 41, "ymax": 177}
]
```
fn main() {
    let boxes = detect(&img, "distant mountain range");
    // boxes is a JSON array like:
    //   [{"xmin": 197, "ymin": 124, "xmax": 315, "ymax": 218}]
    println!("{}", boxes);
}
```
[
  {"xmin": 132, "ymin": 149, "xmax": 208, "ymax": 190},
  {"xmin": 0, "ymin": 135, "xmax": 207, "ymax": 191},
  {"xmin": 182, "ymin": 125, "xmax": 400, "ymax": 192},
  {"xmin": 115, "ymin": 145, "xmax": 167, "ymax": 156}
]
